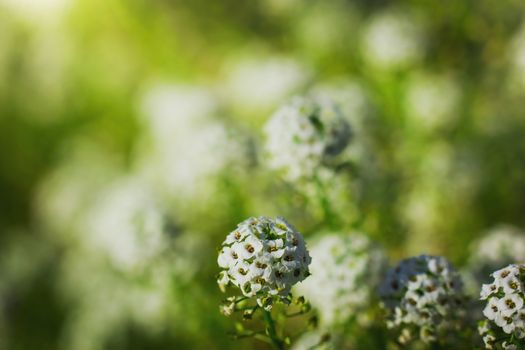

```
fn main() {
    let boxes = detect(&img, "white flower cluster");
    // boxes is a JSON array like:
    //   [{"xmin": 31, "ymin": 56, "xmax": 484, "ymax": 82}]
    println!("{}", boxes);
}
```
[
  {"xmin": 83, "ymin": 178, "xmax": 170, "ymax": 272},
  {"xmin": 139, "ymin": 83, "xmax": 251, "ymax": 200},
  {"xmin": 404, "ymin": 72, "xmax": 461, "ymax": 130},
  {"xmin": 217, "ymin": 217, "xmax": 311, "ymax": 308},
  {"xmin": 379, "ymin": 255, "xmax": 466, "ymax": 343},
  {"xmin": 479, "ymin": 264, "xmax": 525, "ymax": 349},
  {"xmin": 264, "ymin": 96, "xmax": 352, "ymax": 180},
  {"xmin": 296, "ymin": 233, "xmax": 386, "ymax": 326}
]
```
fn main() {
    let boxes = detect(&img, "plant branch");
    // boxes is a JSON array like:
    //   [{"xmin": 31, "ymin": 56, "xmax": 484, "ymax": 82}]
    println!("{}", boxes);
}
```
[{"xmin": 263, "ymin": 309, "xmax": 285, "ymax": 350}]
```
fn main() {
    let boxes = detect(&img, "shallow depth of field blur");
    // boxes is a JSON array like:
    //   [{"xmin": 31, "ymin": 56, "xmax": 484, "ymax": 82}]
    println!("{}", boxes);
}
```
[{"xmin": 2, "ymin": 0, "xmax": 525, "ymax": 349}]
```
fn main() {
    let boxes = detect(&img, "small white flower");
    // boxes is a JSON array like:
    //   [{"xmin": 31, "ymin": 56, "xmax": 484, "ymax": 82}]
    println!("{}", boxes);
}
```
[
  {"xmin": 238, "ymin": 236, "xmax": 264, "ymax": 260},
  {"xmin": 513, "ymin": 309, "xmax": 525, "ymax": 329},
  {"xmin": 516, "ymin": 326, "xmax": 525, "ymax": 339},
  {"xmin": 502, "ymin": 320, "xmax": 516, "ymax": 334},
  {"xmin": 479, "ymin": 320, "xmax": 491, "ymax": 335},
  {"xmin": 217, "ymin": 271, "xmax": 230, "ymax": 292},
  {"xmin": 483, "ymin": 333, "xmax": 496, "ymax": 349},
  {"xmin": 502, "ymin": 277, "xmax": 522, "ymax": 294},
  {"xmin": 483, "ymin": 298, "xmax": 500, "ymax": 321},
  {"xmin": 406, "ymin": 274, "xmax": 426, "ymax": 291},
  {"xmin": 503, "ymin": 342, "xmax": 517, "ymax": 350},
  {"xmin": 251, "ymin": 254, "xmax": 273, "ymax": 278},
  {"xmin": 230, "ymin": 260, "xmax": 253, "ymax": 289},
  {"xmin": 498, "ymin": 294, "xmax": 523, "ymax": 317},
  {"xmin": 494, "ymin": 266, "xmax": 519, "ymax": 283},
  {"xmin": 224, "ymin": 228, "xmax": 250, "ymax": 245},
  {"xmin": 481, "ymin": 283, "xmax": 499, "ymax": 300},
  {"xmin": 218, "ymin": 246, "xmax": 238, "ymax": 268}
]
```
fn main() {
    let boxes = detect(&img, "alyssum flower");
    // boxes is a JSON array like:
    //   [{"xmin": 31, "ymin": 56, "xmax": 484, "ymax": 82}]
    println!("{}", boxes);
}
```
[
  {"xmin": 217, "ymin": 216, "xmax": 311, "ymax": 309},
  {"xmin": 479, "ymin": 264, "xmax": 525, "ymax": 349},
  {"xmin": 379, "ymin": 255, "xmax": 467, "ymax": 344},
  {"xmin": 264, "ymin": 96, "xmax": 352, "ymax": 181},
  {"xmin": 296, "ymin": 232, "xmax": 386, "ymax": 326}
]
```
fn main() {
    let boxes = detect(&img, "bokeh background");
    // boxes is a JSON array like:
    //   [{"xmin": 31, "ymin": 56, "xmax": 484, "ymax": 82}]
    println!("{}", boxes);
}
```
[{"xmin": 2, "ymin": 0, "xmax": 525, "ymax": 349}]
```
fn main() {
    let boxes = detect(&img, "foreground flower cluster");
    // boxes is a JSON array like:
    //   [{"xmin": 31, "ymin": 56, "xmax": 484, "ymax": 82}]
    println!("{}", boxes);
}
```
[
  {"xmin": 379, "ymin": 255, "xmax": 467, "ymax": 344},
  {"xmin": 217, "ymin": 217, "xmax": 525, "ymax": 349},
  {"xmin": 217, "ymin": 216, "xmax": 311, "ymax": 308},
  {"xmin": 479, "ymin": 264, "xmax": 525, "ymax": 349}
]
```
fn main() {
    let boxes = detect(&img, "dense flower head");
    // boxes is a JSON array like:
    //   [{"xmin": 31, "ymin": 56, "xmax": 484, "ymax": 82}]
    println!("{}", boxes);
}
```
[
  {"xmin": 479, "ymin": 264, "xmax": 525, "ymax": 349},
  {"xmin": 217, "ymin": 216, "xmax": 311, "ymax": 308},
  {"xmin": 379, "ymin": 255, "xmax": 466, "ymax": 344},
  {"xmin": 296, "ymin": 233, "xmax": 386, "ymax": 326},
  {"xmin": 264, "ymin": 96, "xmax": 352, "ymax": 180}
]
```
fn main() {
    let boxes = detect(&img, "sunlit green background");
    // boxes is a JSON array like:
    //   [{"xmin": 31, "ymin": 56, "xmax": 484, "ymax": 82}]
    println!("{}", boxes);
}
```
[{"xmin": 2, "ymin": 0, "xmax": 525, "ymax": 349}]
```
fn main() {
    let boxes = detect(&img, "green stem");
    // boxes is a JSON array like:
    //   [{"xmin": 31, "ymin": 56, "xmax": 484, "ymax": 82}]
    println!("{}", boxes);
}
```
[
  {"xmin": 263, "ymin": 309, "xmax": 285, "ymax": 350},
  {"xmin": 313, "ymin": 173, "xmax": 336, "ymax": 228}
]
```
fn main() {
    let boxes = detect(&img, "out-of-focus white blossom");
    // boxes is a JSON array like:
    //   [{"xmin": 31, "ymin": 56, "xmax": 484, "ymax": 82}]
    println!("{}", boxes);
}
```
[
  {"xmin": 296, "ymin": 233, "xmax": 386, "ymax": 326},
  {"xmin": 379, "ymin": 255, "xmax": 466, "ymax": 344},
  {"xmin": 361, "ymin": 12, "xmax": 423, "ymax": 70},
  {"xmin": 291, "ymin": 330, "xmax": 337, "ymax": 350},
  {"xmin": 465, "ymin": 225, "xmax": 525, "ymax": 294},
  {"xmin": 54, "ymin": 175, "xmax": 198, "ymax": 350},
  {"xmin": 479, "ymin": 264, "xmax": 525, "ymax": 349},
  {"xmin": 140, "ymin": 84, "xmax": 218, "ymax": 149},
  {"xmin": 264, "ymin": 96, "xmax": 352, "ymax": 180},
  {"xmin": 81, "ymin": 177, "xmax": 172, "ymax": 272},
  {"xmin": 223, "ymin": 57, "xmax": 310, "ymax": 114},
  {"xmin": 471, "ymin": 225, "xmax": 525, "ymax": 269},
  {"xmin": 35, "ymin": 140, "xmax": 121, "ymax": 235},
  {"xmin": 311, "ymin": 81, "xmax": 371, "ymax": 161},
  {"xmin": 139, "ymin": 83, "xmax": 249, "ymax": 198},
  {"xmin": 404, "ymin": 73, "xmax": 461, "ymax": 130},
  {"xmin": 217, "ymin": 216, "xmax": 311, "ymax": 309},
  {"xmin": 479, "ymin": 320, "xmax": 497, "ymax": 349},
  {"xmin": 140, "ymin": 122, "xmax": 244, "ymax": 198},
  {"xmin": 59, "ymin": 253, "xmax": 174, "ymax": 350},
  {"xmin": 311, "ymin": 82, "xmax": 368, "ymax": 132}
]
